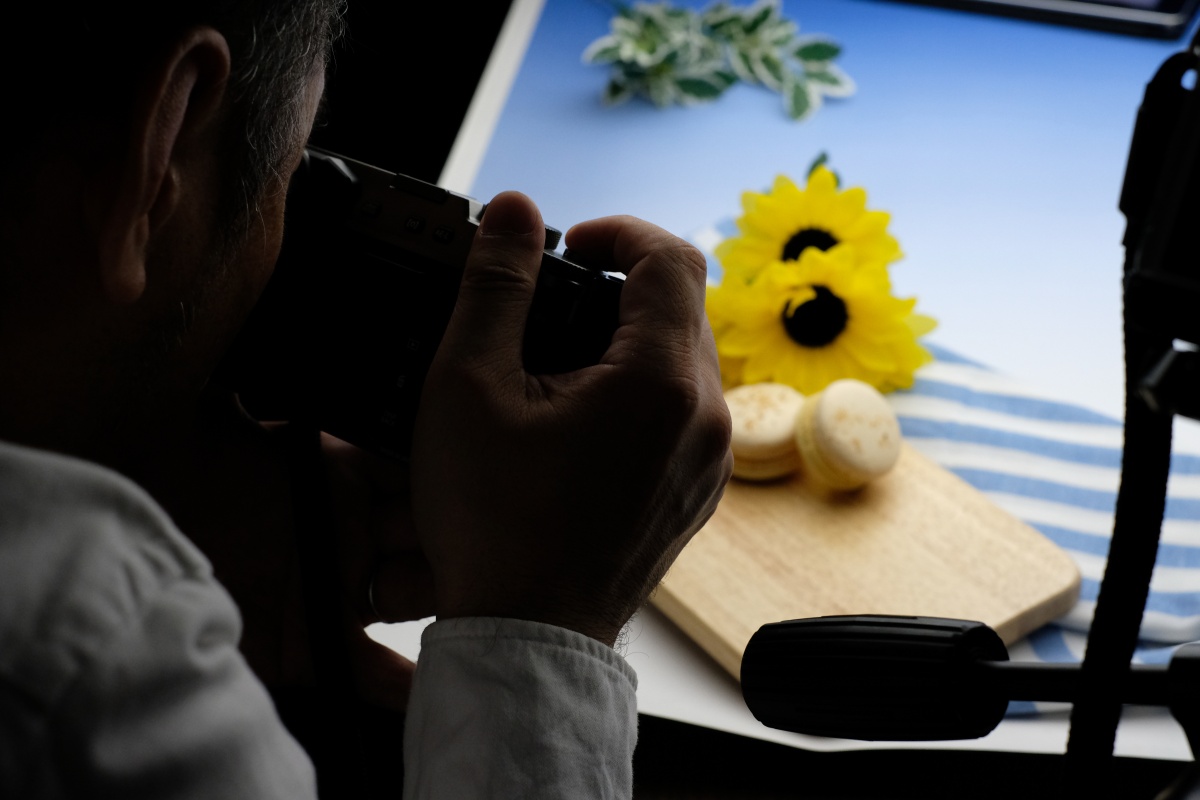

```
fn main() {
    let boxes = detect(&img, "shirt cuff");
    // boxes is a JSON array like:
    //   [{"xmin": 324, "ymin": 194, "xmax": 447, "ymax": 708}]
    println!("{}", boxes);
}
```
[{"xmin": 403, "ymin": 617, "xmax": 638, "ymax": 800}]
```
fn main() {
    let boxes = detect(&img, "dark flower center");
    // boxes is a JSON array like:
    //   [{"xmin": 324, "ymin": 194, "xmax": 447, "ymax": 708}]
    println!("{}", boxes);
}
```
[
  {"xmin": 782, "ymin": 285, "xmax": 848, "ymax": 347},
  {"xmin": 782, "ymin": 228, "xmax": 839, "ymax": 261}
]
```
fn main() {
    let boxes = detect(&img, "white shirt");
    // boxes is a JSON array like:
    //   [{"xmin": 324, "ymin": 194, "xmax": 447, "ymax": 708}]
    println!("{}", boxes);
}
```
[{"xmin": 0, "ymin": 439, "xmax": 638, "ymax": 798}]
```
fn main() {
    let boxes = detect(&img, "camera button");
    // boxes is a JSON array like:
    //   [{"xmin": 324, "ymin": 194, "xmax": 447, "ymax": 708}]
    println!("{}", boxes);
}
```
[
  {"xmin": 356, "ymin": 201, "xmax": 383, "ymax": 219},
  {"xmin": 404, "ymin": 217, "xmax": 425, "ymax": 234}
]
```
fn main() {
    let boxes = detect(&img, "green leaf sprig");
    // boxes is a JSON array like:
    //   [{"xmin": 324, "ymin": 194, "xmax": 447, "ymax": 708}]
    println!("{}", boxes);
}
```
[{"xmin": 582, "ymin": 0, "xmax": 854, "ymax": 121}]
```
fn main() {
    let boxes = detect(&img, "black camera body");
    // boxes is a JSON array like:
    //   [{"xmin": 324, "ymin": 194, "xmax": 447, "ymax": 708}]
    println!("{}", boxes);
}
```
[{"xmin": 215, "ymin": 147, "xmax": 624, "ymax": 460}]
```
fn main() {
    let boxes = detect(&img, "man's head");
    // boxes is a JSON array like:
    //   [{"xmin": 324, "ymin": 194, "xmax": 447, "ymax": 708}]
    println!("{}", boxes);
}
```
[
  {"xmin": 0, "ymin": 1, "xmax": 344, "ymax": 463},
  {"xmin": 8, "ymin": 2, "xmax": 345, "ymax": 244}
]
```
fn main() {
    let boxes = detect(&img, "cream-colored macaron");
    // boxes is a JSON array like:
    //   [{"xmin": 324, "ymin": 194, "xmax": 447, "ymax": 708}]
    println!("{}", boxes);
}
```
[
  {"xmin": 794, "ymin": 378, "xmax": 902, "ymax": 491},
  {"xmin": 724, "ymin": 382, "xmax": 806, "ymax": 481}
]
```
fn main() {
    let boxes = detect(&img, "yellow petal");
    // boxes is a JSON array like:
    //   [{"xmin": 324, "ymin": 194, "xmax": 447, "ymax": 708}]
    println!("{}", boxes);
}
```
[
  {"xmin": 907, "ymin": 313, "xmax": 938, "ymax": 337},
  {"xmin": 806, "ymin": 165, "xmax": 838, "ymax": 200}
]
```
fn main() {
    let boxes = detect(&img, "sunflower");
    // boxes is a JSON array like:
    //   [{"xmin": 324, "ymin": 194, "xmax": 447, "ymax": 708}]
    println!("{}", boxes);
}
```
[
  {"xmin": 707, "ymin": 245, "xmax": 935, "ymax": 395},
  {"xmin": 705, "ymin": 283, "xmax": 745, "ymax": 389},
  {"xmin": 716, "ymin": 166, "xmax": 901, "ymax": 285}
]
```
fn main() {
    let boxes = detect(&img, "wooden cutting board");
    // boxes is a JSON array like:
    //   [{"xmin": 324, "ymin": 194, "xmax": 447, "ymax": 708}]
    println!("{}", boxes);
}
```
[{"xmin": 652, "ymin": 442, "xmax": 1082, "ymax": 680}]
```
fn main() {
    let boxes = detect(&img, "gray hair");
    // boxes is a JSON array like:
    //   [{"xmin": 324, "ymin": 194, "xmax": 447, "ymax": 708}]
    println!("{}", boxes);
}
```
[
  {"xmin": 216, "ymin": 1, "xmax": 347, "ymax": 240},
  {"xmin": 4, "ymin": 1, "xmax": 346, "ymax": 241}
]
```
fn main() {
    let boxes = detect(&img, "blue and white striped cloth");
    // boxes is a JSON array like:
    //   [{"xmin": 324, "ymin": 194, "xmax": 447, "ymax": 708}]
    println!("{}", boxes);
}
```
[{"xmin": 690, "ymin": 221, "xmax": 1200, "ymax": 717}]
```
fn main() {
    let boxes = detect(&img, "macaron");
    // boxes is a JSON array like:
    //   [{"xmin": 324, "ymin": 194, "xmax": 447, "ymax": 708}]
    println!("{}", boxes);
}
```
[
  {"xmin": 794, "ymin": 378, "xmax": 902, "ymax": 491},
  {"xmin": 724, "ymin": 382, "xmax": 806, "ymax": 481}
]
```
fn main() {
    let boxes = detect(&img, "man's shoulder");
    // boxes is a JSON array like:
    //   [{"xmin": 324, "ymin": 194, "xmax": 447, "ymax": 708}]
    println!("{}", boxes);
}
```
[{"xmin": 0, "ymin": 439, "xmax": 218, "ymax": 709}]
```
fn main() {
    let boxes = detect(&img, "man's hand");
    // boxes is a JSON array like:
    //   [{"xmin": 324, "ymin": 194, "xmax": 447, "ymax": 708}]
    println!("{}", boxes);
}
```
[
  {"xmin": 319, "ymin": 433, "xmax": 434, "ymax": 709},
  {"xmin": 408, "ymin": 191, "xmax": 733, "ymax": 646},
  {"xmin": 125, "ymin": 387, "xmax": 435, "ymax": 712}
]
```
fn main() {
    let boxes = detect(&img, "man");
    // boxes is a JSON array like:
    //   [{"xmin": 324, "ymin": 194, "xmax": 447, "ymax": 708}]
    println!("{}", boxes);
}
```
[{"xmin": 0, "ymin": 2, "xmax": 733, "ymax": 797}]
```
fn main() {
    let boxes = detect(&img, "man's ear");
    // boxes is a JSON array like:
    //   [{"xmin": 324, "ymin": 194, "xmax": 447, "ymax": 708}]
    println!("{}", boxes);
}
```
[{"xmin": 91, "ymin": 28, "xmax": 232, "ymax": 304}]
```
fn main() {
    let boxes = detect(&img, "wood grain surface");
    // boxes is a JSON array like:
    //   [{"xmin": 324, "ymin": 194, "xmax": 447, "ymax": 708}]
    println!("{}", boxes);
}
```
[{"xmin": 653, "ymin": 443, "xmax": 1082, "ymax": 679}]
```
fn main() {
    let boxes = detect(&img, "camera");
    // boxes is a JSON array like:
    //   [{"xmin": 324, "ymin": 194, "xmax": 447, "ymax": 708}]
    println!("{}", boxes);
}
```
[{"xmin": 214, "ymin": 146, "xmax": 625, "ymax": 461}]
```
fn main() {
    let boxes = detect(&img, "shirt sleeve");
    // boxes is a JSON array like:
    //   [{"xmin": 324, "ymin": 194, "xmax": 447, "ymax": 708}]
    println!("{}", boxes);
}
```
[
  {"xmin": 0, "ymin": 436, "xmax": 319, "ymax": 800},
  {"xmin": 402, "ymin": 617, "xmax": 639, "ymax": 800},
  {"xmin": 50, "ymin": 573, "xmax": 319, "ymax": 800}
]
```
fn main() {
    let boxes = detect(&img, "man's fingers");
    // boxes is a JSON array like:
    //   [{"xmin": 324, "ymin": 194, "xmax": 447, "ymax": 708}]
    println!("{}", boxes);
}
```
[
  {"xmin": 437, "ymin": 191, "xmax": 547, "ymax": 378},
  {"xmin": 565, "ymin": 215, "xmax": 711, "ymax": 369},
  {"xmin": 348, "ymin": 631, "xmax": 416, "ymax": 713},
  {"xmin": 565, "ymin": 214, "xmax": 708, "ymax": 290}
]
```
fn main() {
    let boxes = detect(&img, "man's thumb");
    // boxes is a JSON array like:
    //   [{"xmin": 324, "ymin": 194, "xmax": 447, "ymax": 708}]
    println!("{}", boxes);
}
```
[{"xmin": 439, "ymin": 191, "xmax": 546, "ymax": 373}]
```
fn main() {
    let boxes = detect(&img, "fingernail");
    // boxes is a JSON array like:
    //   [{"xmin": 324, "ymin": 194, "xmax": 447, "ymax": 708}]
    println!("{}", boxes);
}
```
[{"xmin": 480, "ymin": 193, "xmax": 537, "ymax": 237}]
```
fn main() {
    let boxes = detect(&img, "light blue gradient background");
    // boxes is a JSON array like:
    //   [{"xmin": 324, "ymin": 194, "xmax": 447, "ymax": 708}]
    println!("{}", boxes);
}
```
[{"xmin": 472, "ymin": 0, "xmax": 1198, "ymax": 421}]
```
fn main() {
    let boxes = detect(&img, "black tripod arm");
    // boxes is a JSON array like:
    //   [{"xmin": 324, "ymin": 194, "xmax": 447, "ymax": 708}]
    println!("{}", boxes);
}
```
[{"xmin": 741, "ymin": 615, "xmax": 1200, "ymax": 744}]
